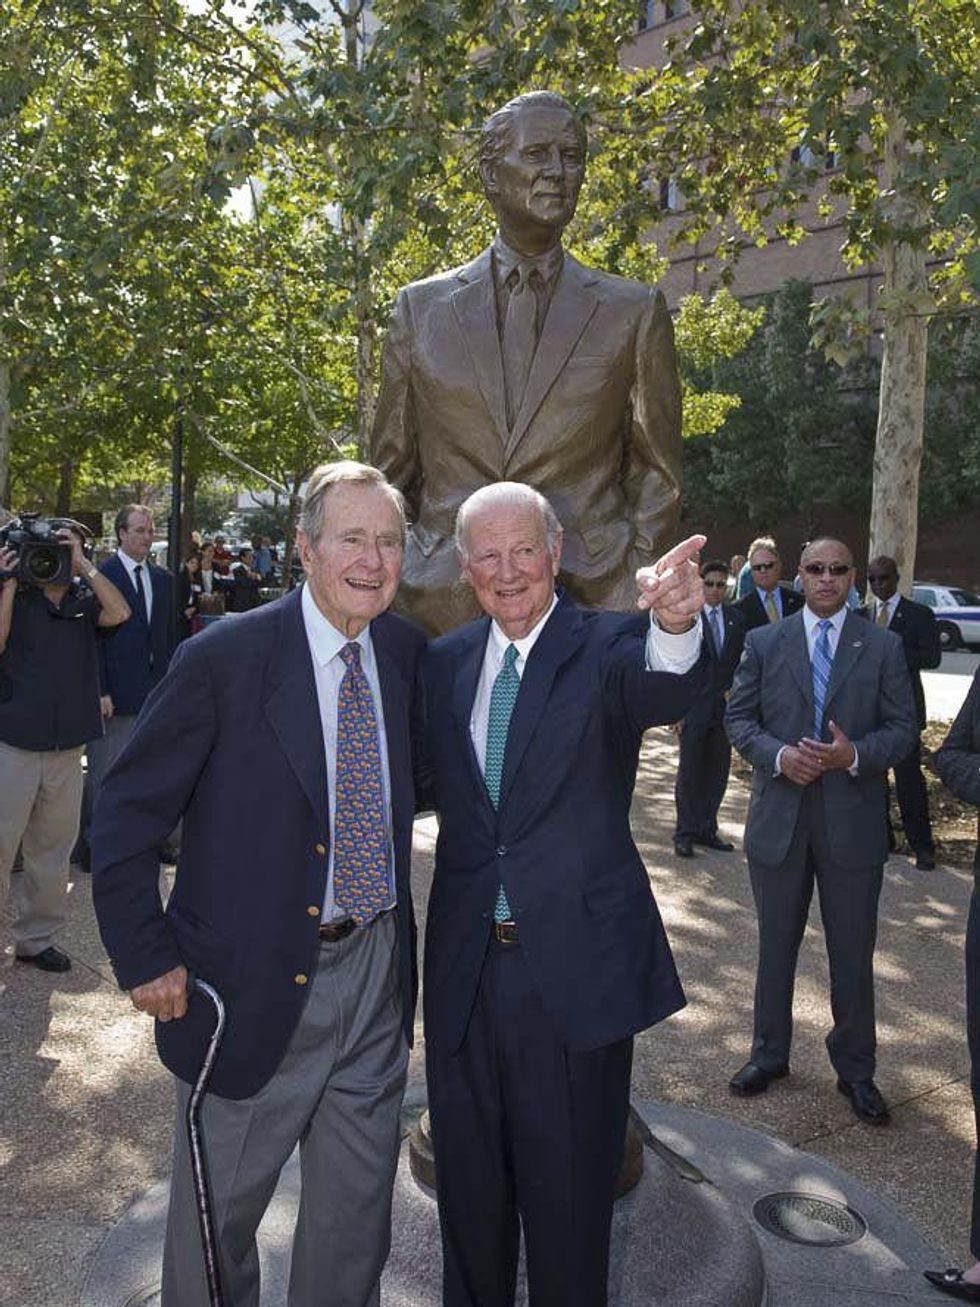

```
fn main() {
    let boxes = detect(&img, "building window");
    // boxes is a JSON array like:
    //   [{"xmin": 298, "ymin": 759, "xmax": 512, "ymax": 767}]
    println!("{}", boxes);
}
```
[
  {"xmin": 664, "ymin": 0, "xmax": 688, "ymax": 18},
  {"xmin": 637, "ymin": 1, "xmax": 655, "ymax": 30}
]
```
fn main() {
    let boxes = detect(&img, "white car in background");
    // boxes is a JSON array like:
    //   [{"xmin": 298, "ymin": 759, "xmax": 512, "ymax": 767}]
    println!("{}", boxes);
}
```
[{"xmin": 912, "ymin": 582, "xmax": 980, "ymax": 651}]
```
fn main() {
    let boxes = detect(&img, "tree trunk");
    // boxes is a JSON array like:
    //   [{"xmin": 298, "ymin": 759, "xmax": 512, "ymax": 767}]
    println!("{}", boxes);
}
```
[
  {"xmin": 354, "ymin": 271, "xmax": 375, "ymax": 458},
  {"xmin": 0, "ymin": 234, "xmax": 11, "ymax": 510},
  {"xmin": 56, "ymin": 457, "xmax": 73, "ymax": 515},
  {"xmin": 283, "ymin": 473, "xmax": 303, "ymax": 590},
  {"xmin": 182, "ymin": 467, "xmax": 198, "ymax": 559},
  {"xmin": 866, "ymin": 114, "xmax": 932, "ymax": 594}
]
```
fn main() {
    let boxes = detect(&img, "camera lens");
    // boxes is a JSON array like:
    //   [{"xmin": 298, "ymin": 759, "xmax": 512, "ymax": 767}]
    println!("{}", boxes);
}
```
[{"xmin": 25, "ymin": 545, "xmax": 63, "ymax": 583}]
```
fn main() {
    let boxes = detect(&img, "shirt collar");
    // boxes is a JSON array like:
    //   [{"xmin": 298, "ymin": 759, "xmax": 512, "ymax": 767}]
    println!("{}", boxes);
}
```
[
  {"xmin": 492, "ymin": 233, "xmax": 564, "ymax": 288},
  {"xmin": 301, "ymin": 582, "xmax": 374, "ymax": 669},
  {"xmin": 703, "ymin": 602, "xmax": 724, "ymax": 619},
  {"xmin": 116, "ymin": 548, "xmax": 145, "ymax": 579},
  {"xmin": 488, "ymin": 593, "xmax": 559, "ymax": 664},
  {"xmin": 803, "ymin": 603, "xmax": 849, "ymax": 636}
]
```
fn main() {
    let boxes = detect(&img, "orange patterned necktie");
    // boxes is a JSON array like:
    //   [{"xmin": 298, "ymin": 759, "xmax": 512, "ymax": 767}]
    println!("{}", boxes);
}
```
[{"xmin": 333, "ymin": 642, "xmax": 389, "ymax": 924}]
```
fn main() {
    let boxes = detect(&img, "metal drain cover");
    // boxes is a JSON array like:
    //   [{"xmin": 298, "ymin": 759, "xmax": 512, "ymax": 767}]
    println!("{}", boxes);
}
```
[{"xmin": 753, "ymin": 1191, "xmax": 867, "ymax": 1246}]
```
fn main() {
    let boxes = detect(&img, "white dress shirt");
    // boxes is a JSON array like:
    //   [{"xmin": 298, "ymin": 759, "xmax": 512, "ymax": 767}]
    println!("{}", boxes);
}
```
[
  {"xmin": 301, "ymin": 584, "xmax": 395, "ymax": 920},
  {"xmin": 469, "ymin": 596, "xmax": 702, "ymax": 774},
  {"xmin": 117, "ymin": 548, "xmax": 153, "ymax": 624}
]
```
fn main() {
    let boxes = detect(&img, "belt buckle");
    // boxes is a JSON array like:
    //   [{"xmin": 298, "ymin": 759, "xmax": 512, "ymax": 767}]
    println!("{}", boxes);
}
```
[{"xmin": 493, "ymin": 920, "xmax": 519, "ymax": 944}]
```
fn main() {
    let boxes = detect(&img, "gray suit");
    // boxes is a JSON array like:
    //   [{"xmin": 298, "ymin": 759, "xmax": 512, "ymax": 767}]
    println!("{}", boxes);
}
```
[{"xmin": 726, "ymin": 610, "xmax": 917, "ymax": 1079}]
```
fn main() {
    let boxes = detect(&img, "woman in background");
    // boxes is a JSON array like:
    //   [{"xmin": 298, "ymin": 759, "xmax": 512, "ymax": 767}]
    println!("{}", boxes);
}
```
[{"xmin": 176, "ymin": 551, "xmax": 202, "ymax": 642}]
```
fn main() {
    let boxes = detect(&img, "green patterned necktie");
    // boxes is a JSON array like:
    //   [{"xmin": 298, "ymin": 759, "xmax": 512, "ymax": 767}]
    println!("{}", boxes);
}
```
[{"xmin": 485, "ymin": 643, "xmax": 519, "ymax": 922}]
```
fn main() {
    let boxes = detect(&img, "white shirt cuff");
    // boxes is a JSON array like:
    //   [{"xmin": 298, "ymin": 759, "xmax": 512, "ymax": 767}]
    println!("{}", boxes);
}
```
[{"xmin": 645, "ymin": 615, "xmax": 702, "ymax": 674}]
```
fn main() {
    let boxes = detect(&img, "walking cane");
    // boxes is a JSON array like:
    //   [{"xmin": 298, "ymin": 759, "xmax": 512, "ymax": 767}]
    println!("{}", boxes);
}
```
[{"xmin": 186, "ymin": 975, "xmax": 226, "ymax": 1307}]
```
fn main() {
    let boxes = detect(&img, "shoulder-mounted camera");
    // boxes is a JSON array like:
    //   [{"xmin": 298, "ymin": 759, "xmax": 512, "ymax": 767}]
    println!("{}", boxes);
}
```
[{"xmin": 0, "ymin": 514, "xmax": 91, "ymax": 587}]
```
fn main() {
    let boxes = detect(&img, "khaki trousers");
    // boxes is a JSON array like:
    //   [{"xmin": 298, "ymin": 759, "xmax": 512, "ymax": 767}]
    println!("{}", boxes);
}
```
[{"xmin": 0, "ymin": 740, "xmax": 83, "ymax": 954}]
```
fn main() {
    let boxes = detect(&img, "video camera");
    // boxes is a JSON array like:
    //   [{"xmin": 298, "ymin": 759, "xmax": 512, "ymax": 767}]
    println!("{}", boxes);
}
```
[{"xmin": 0, "ymin": 514, "xmax": 91, "ymax": 587}]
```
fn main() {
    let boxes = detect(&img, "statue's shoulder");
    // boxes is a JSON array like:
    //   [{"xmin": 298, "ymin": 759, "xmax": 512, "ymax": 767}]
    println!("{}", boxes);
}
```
[
  {"xmin": 397, "ymin": 250, "xmax": 492, "ymax": 303},
  {"xmin": 565, "ymin": 253, "xmax": 659, "ymax": 306}
]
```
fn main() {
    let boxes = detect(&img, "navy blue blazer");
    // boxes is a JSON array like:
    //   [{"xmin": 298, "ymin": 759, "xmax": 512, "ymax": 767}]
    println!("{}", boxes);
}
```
[
  {"xmin": 735, "ymin": 583, "xmax": 804, "ymax": 633},
  {"xmin": 92, "ymin": 588, "xmax": 425, "ymax": 1099},
  {"xmin": 860, "ymin": 596, "xmax": 940, "ymax": 730},
  {"xmin": 419, "ymin": 594, "xmax": 706, "ymax": 1057},
  {"xmin": 97, "ymin": 554, "xmax": 176, "ymax": 715}
]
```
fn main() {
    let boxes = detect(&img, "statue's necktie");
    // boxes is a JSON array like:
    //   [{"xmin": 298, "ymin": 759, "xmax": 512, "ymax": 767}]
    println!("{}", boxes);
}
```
[
  {"xmin": 811, "ymin": 619, "xmax": 833, "ymax": 743},
  {"xmin": 485, "ymin": 643, "xmax": 520, "ymax": 922},
  {"xmin": 502, "ymin": 264, "xmax": 538, "ymax": 429},
  {"xmin": 876, "ymin": 602, "xmax": 890, "ymax": 628},
  {"xmin": 133, "ymin": 564, "xmax": 149, "ymax": 626},
  {"xmin": 765, "ymin": 591, "xmax": 779, "ymax": 623},
  {"xmin": 333, "ymin": 642, "xmax": 390, "ymax": 924}
]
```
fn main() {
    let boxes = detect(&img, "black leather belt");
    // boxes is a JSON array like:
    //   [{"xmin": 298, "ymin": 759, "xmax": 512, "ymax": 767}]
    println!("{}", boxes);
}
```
[
  {"xmin": 319, "ymin": 917, "xmax": 357, "ymax": 943},
  {"xmin": 493, "ymin": 920, "xmax": 519, "ymax": 944}
]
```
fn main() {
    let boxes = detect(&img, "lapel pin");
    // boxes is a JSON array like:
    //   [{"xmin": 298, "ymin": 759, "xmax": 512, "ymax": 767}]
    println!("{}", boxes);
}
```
[{"xmin": 852, "ymin": 640, "xmax": 863, "ymax": 647}]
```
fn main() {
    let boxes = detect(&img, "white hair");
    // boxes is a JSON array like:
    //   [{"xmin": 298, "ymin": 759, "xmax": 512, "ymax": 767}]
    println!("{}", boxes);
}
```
[{"xmin": 455, "ymin": 482, "xmax": 562, "ymax": 560}]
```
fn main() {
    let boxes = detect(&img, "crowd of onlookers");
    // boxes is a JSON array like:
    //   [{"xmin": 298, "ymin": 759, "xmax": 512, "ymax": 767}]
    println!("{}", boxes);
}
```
[{"xmin": 175, "ymin": 532, "xmax": 281, "ymax": 639}]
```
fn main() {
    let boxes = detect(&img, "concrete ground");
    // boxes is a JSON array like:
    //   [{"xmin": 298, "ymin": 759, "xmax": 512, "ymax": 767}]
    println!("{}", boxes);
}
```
[{"xmin": 1, "ymin": 655, "xmax": 976, "ymax": 1306}]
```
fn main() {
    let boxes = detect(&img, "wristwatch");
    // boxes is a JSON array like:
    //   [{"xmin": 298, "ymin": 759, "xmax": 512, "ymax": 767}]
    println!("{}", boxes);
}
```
[{"xmin": 81, "ymin": 563, "xmax": 98, "ymax": 580}]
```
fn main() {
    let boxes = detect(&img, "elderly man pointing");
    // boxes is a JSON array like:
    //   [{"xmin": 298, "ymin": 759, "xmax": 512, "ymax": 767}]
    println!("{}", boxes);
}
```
[{"xmin": 418, "ymin": 481, "xmax": 707, "ymax": 1307}]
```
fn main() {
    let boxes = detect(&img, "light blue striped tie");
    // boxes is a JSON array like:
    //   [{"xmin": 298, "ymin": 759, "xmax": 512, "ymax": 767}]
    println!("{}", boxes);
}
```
[
  {"xmin": 709, "ymin": 606, "xmax": 723, "ymax": 656},
  {"xmin": 485, "ymin": 644, "xmax": 519, "ymax": 922},
  {"xmin": 811, "ymin": 619, "xmax": 833, "ymax": 741}
]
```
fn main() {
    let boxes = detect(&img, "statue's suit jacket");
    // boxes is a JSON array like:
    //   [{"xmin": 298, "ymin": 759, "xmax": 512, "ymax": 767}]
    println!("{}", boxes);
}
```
[
  {"xmin": 418, "ymin": 595, "xmax": 705, "ymax": 1056},
  {"xmin": 725, "ymin": 610, "xmax": 917, "ymax": 869},
  {"xmin": 371, "ymin": 249, "xmax": 682, "ymax": 634}
]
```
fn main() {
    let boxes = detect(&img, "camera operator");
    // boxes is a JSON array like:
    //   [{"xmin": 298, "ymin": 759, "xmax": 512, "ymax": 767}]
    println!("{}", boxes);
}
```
[{"xmin": 0, "ymin": 525, "xmax": 129, "ymax": 972}]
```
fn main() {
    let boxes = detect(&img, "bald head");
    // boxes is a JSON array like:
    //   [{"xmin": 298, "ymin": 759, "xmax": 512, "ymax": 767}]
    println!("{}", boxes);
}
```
[{"xmin": 455, "ymin": 482, "xmax": 562, "ymax": 561}]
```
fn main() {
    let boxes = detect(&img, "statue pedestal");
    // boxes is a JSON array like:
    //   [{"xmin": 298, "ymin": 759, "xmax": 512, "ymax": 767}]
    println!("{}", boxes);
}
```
[{"xmin": 385, "ymin": 1106, "xmax": 766, "ymax": 1306}]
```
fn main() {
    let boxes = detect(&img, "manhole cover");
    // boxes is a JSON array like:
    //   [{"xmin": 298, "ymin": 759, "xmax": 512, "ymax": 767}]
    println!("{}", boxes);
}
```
[{"xmin": 752, "ymin": 1192, "xmax": 867, "ymax": 1246}]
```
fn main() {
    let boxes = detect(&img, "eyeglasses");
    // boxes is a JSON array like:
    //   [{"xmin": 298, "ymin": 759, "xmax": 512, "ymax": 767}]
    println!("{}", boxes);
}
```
[
  {"xmin": 751, "ymin": 561, "xmax": 776, "ymax": 572},
  {"xmin": 801, "ymin": 562, "xmax": 851, "ymax": 577}
]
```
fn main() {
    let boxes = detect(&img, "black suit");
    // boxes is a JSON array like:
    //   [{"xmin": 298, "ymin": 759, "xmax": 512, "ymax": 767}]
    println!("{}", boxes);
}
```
[
  {"xmin": 864, "ymin": 596, "xmax": 941, "ymax": 852},
  {"xmin": 675, "ymin": 603, "xmax": 746, "ymax": 843},
  {"xmin": 934, "ymin": 669, "xmax": 980, "ymax": 1256},
  {"xmin": 736, "ymin": 583, "xmax": 804, "ymax": 632}
]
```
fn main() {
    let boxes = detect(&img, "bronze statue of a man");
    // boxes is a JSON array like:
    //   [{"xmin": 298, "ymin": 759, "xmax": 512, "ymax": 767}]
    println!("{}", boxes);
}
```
[{"xmin": 370, "ymin": 90, "xmax": 682, "ymax": 635}]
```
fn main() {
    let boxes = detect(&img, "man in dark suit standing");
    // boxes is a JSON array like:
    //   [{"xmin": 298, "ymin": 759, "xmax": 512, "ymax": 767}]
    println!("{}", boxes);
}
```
[
  {"xmin": 371, "ymin": 90, "xmax": 682, "ymax": 636},
  {"xmin": 92, "ymin": 463, "xmax": 425, "ymax": 1306},
  {"xmin": 736, "ymin": 536, "xmax": 804, "ymax": 632},
  {"xmin": 867, "ymin": 554, "xmax": 941, "ymax": 870},
  {"xmin": 674, "ymin": 559, "xmax": 746, "ymax": 858},
  {"xmin": 419, "ymin": 482, "xmax": 707, "ymax": 1307},
  {"xmin": 726, "ymin": 538, "xmax": 917, "ymax": 1124},
  {"xmin": 77, "ymin": 504, "xmax": 175, "ymax": 870}
]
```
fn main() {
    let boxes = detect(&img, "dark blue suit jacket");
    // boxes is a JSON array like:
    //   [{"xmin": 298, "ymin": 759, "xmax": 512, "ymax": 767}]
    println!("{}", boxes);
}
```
[
  {"xmin": 92, "ymin": 588, "xmax": 425, "ymax": 1099},
  {"xmin": 683, "ymin": 603, "xmax": 746, "ymax": 729},
  {"xmin": 97, "ymin": 554, "xmax": 175, "ymax": 715},
  {"xmin": 419, "ymin": 594, "xmax": 706, "ymax": 1056}
]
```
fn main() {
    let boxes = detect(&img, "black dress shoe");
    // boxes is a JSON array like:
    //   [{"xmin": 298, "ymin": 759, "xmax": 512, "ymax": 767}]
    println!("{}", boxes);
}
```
[
  {"xmin": 924, "ymin": 1269, "xmax": 980, "ymax": 1301},
  {"xmin": 16, "ymin": 946, "xmax": 71, "ymax": 973},
  {"xmin": 695, "ymin": 834, "xmax": 735, "ymax": 852},
  {"xmin": 729, "ymin": 1061, "xmax": 789, "ymax": 1096},
  {"xmin": 674, "ymin": 838, "xmax": 695, "ymax": 858},
  {"xmin": 837, "ymin": 1077, "xmax": 890, "ymax": 1124},
  {"xmin": 916, "ymin": 847, "xmax": 937, "ymax": 871}
]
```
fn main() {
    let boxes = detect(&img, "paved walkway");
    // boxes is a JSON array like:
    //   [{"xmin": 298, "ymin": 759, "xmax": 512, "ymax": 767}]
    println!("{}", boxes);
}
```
[{"xmin": 2, "ymin": 664, "xmax": 977, "ymax": 1305}]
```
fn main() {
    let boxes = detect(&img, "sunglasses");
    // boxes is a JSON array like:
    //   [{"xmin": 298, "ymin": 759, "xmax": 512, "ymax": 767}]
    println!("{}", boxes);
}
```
[
  {"xmin": 866, "ymin": 572, "xmax": 892, "ymax": 583},
  {"xmin": 751, "ymin": 561, "xmax": 776, "ymax": 572},
  {"xmin": 801, "ymin": 562, "xmax": 851, "ymax": 577},
  {"xmin": 703, "ymin": 579, "xmax": 728, "ymax": 588}
]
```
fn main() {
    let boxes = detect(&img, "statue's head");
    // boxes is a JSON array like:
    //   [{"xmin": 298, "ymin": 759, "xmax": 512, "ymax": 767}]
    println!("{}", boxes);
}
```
[{"xmin": 479, "ymin": 91, "xmax": 587, "ymax": 245}]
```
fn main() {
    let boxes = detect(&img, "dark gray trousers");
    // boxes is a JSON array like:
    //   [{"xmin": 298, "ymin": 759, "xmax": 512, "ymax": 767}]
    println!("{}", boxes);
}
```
[
  {"xmin": 162, "ymin": 911, "xmax": 407, "ymax": 1307},
  {"xmin": 748, "ymin": 784, "xmax": 884, "ymax": 1082}
]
